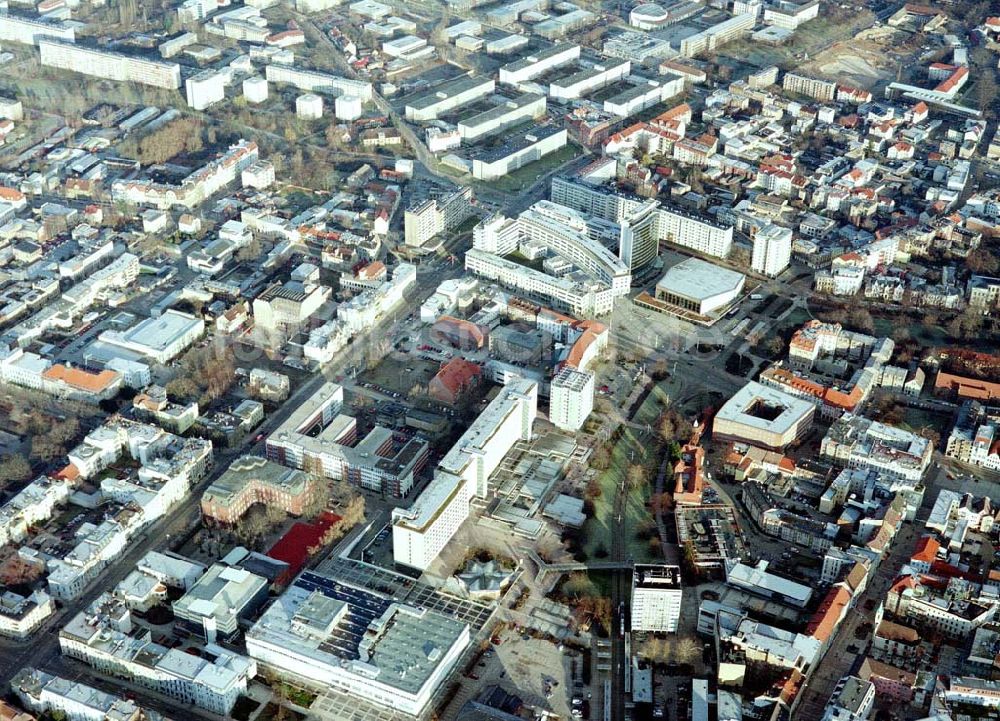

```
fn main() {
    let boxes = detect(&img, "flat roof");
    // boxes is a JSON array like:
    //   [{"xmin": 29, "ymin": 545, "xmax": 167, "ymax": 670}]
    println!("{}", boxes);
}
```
[
  {"xmin": 715, "ymin": 381, "xmax": 815, "ymax": 435},
  {"xmin": 656, "ymin": 257, "xmax": 745, "ymax": 302},
  {"xmin": 459, "ymin": 93, "xmax": 544, "ymax": 129},
  {"xmin": 406, "ymin": 75, "xmax": 493, "ymax": 111},
  {"xmin": 119, "ymin": 309, "xmax": 203, "ymax": 353}
]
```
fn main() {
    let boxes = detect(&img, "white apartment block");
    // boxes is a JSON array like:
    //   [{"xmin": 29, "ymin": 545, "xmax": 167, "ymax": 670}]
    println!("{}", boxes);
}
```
[
  {"xmin": 403, "ymin": 187, "xmax": 475, "ymax": 247},
  {"xmin": 466, "ymin": 248, "xmax": 618, "ymax": 316},
  {"xmin": 39, "ymin": 40, "xmax": 182, "ymax": 89},
  {"xmin": 656, "ymin": 204, "xmax": 734, "ymax": 257},
  {"xmin": 0, "ymin": 16, "xmax": 76, "ymax": 45},
  {"xmin": 550, "ymin": 178, "xmax": 733, "ymax": 258},
  {"xmin": 472, "ymin": 214, "xmax": 520, "ymax": 255},
  {"xmin": 458, "ymin": 93, "xmax": 546, "ymax": 141},
  {"xmin": 678, "ymin": 13, "xmax": 754, "ymax": 57},
  {"xmin": 264, "ymin": 64, "xmax": 373, "ymax": 100},
  {"xmin": 405, "ymin": 75, "xmax": 495, "ymax": 121},
  {"xmin": 783, "ymin": 72, "xmax": 837, "ymax": 101},
  {"xmin": 499, "ymin": 42, "xmax": 580, "ymax": 85},
  {"xmin": 549, "ymin": 367, "xmax": 594, "ymax": 431},
  {"xmin": 472, "ymin": 125, "xmax": 567, "ymax": 181},
  {"xmin": 630, "ymin": 564, "xmax": 682, "ymax": 632},
  {"xmin": 392, "ymin": 378, "xmax": 538, "ymax": 570},
  {"xmin": 764, "ymin": 0, "xmax": 820, "ymax": 29},
  {"xmin": 549, "ymin": 59, "xmax": 631, "ymax": 100},
  {"xmin": 186, "ymin": 69, "xmax": 226, "ymax": 110},
  {"xmin": 752, "ymin": 223, "xmax": 793, "ymax": 276}
]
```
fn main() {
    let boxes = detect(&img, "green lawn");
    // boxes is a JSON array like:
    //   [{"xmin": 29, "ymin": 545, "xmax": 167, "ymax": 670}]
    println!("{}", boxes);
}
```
[{"xmin": 583, "ymin": 426, "xmax": 658, "ymax": 563}]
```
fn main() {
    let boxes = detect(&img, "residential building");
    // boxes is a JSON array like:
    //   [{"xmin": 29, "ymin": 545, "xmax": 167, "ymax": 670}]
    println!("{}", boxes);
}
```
[
  {"xmin": 630, "ymin": 564, "xmax": 682, "ymax": 632},
  {"xmin": 392, "ymin": 379, "xmax": 537, "ymax": 570},
  {"xmin": 404, "ymin": 187, "xmax": 475, "ymax": 247},
  {"xmin": 549, "ymin": 367, "xmax": 594, "ymax": 431},
  {"xmin": 751, "ymin": 224, "xmax": 793, "ymax": 276},
  {"xmin": 39, "ymin": 40, "xmax": 181, "ymax": 89}
]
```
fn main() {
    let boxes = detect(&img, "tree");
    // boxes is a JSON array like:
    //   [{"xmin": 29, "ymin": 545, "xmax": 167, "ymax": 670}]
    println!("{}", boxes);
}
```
[
  {"xmin": 0, "ymin": 453, "xmax": 31, "ymax": 486},
  {"xmin": 627, "ymin": 463, "xmax": 648, "ymax": 489},
  {"xmin": 966, "ymin": 248, "xmax": 1000, "ymax": 276},
  {"xmin": 728, "ymin": 245, "xmax": 751, "ymax": 269}
]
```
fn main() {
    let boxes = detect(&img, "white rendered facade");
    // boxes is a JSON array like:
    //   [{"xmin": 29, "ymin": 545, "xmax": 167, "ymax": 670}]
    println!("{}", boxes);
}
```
[
  {"xmin": 466, "ymin": 249, "xmax": 618, "ymax": 316},
  {"xmin": 631, "ymin": 565, "xmax": 682, "ymax": 632},
  {"xmin": 186, "ymin": 69, "xmax": 226, "ymax": 110},
  {"xmin": 471, "ymin": 126, "xmax": 567, "ymax": 181},
  {"xmin": 393, "ymin": 378, "xmax": 538, "ymax": 570},
  {"xmin": 265, "ymin": 64, "xmax": 373, "ymax": 100},
  {"xmin": 549, "ymin": 59, "xmax": 631, "ymax": 100},
  {"xmin": 549, "ymin": 367, "xmax": 594, "ymax": 431},
  {"xmin": 752, "ymin": 223, "xmax": 793, "ymax": 277},
  {"xmin": 499, "ymin": 43, "xmax": 580, "ymax": 85},
  {"xmin": 405, "ymin": 76, "xmax": 495, "ymax": 121},
  {"xmin": 0, "ymin": 16, "xmax": 76, "ymax": 45},
  {"xmin": 39, "ymin": 40, "xmax": 182, "ymax": 89}
]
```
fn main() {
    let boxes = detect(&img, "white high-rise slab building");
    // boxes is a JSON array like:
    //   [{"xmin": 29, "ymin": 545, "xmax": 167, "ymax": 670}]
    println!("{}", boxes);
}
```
[
  {"xmin": 549, "ymin": 367, "xmax": 594, "ymax": 431},
  {"xmin": 752, "ymin": 223, "xmax": 793, "ymax": 277}
]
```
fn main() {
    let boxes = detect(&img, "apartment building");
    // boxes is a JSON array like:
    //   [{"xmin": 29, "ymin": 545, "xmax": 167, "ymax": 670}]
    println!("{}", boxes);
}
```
[
  {"xmin": 751, "ymin": 223, "xmax": 793, "ymax": 276},
  {"xmin": 39, "ymin": 40, "xmax": 182, "ymax": 89},
  {"xmin": 405, "ymin": 75, "xmax": 495, "ymax": 121},
  {"xmin": 458, "ymin": 93, "xmax": 547, "ymax": 141},
  {"xmin": 471, "ymin": 124, "xmax": 567, "ymax": 180},
  {"xmin": 392, "ymin": 378, "xmax": 537, "ymax": 570},
  {"xmin": 783, "ymin": 72, "xmax": 837, "ymax": 101},
  {"xmin": 549, "ymin": 366, "xmax": 594, "ymax": 431},
  {"xmin": 404, "ymin": 187, "xmax": 475, "ymax": 247},
  {"xmin": 0, "ymin": 15, "xmax": 76, "ymax": 45},
  {"xmin": 265, "ymin": 64, "xmax": 373, "ymax": 100}
]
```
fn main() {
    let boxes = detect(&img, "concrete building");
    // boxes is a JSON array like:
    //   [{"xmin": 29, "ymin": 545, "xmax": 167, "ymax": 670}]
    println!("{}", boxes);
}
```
[
  {"xmin": 631, "ymin": 564, "xmax": 682, "ymax": 632},
  {"xmin": 392, "ymin": 379, "xmax": 537, "ymax": 570},
  {"xmin": 97, "ymin": 310, "xmax": 205, "ymax": 364},
  {"xmin": 458, "ymin": 93, "xmax": 546, "ymax": 141},
  {"xmin": 0, "ymin": 15, "xmax": 75, "ymax": 46},
  {"xmin": 335, "ymin": 94, "xmax": 363, "ymax": 120},
  {"xmin": 296, "ymin": 93, "xmax": 324, "ymax": 119},
  {"xmin": 499, "ymin": 43, "xmax": 580, "ymax": 85},
  {"xmin": 404, "ymin": 187, "xmax": 475, "ymax": 247},
  {"xmin": 405, "ymin": 75, "xmax": 495, "ymax": 121},
  {"xmin": 252, "ymin": 280, "xmax": 330, "ymax": 337},
  {"xmin": 39, "ymin": 40, "xmax": 182, "ymax": 89},
  {"xmin": 173, "ymin": 564, "xmax": 269, "ymax": 641},
  {"xmin": 264, "ymin": 64, "xmax": 373, "ymax": 100},
  {"xmin": 783, "ymin": 72, "xmax": 837, "ymax": 101},
  {"xmin": 243, "ymin": 75, "xmax": 268, "ymax": 105},
  {"xmin": 201, "ymin": 456, "xmax": 320, "ymax": 524},
  {"xmin": 549, "ymin": 59, "xmax": 631, "ymax": 100},
  {"xmin": 549, "ymin": 366, "xmax": 594, "ymax": 431},
  {"xmin": 654, "ymin": 258, "xmax": 744, "ymax": 315},
  {"xmin": 471, "ymin": 124, "xmax": 567, "ymax": 180},
  {"xmin": 551, "ymin": 177, "xmax": 733, "ymax": 257},
  {"xmin": 266, "ymin": 382, "xmax": 428, "ymax": 497},
  {"xmin": 246, "ymin": 572, "xmax": 469, "ymax": 716},
  {"xmin": 465, "ymin": 249, "xmax": 618, "ymax": 316},
  {"xmin": 186, "ymin": 69, "xmax": 226, "ymax": 110},
  {"xmin": 678, "ymin": 13, "xmax": 755, "ymax": 57},
  {"xmin": 714, "ymin": 381, "xmax": 816, "ymax": 450},
  {"xmin": 751, "ymin": 223, "xmax": 792, "ymax": 277}
]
